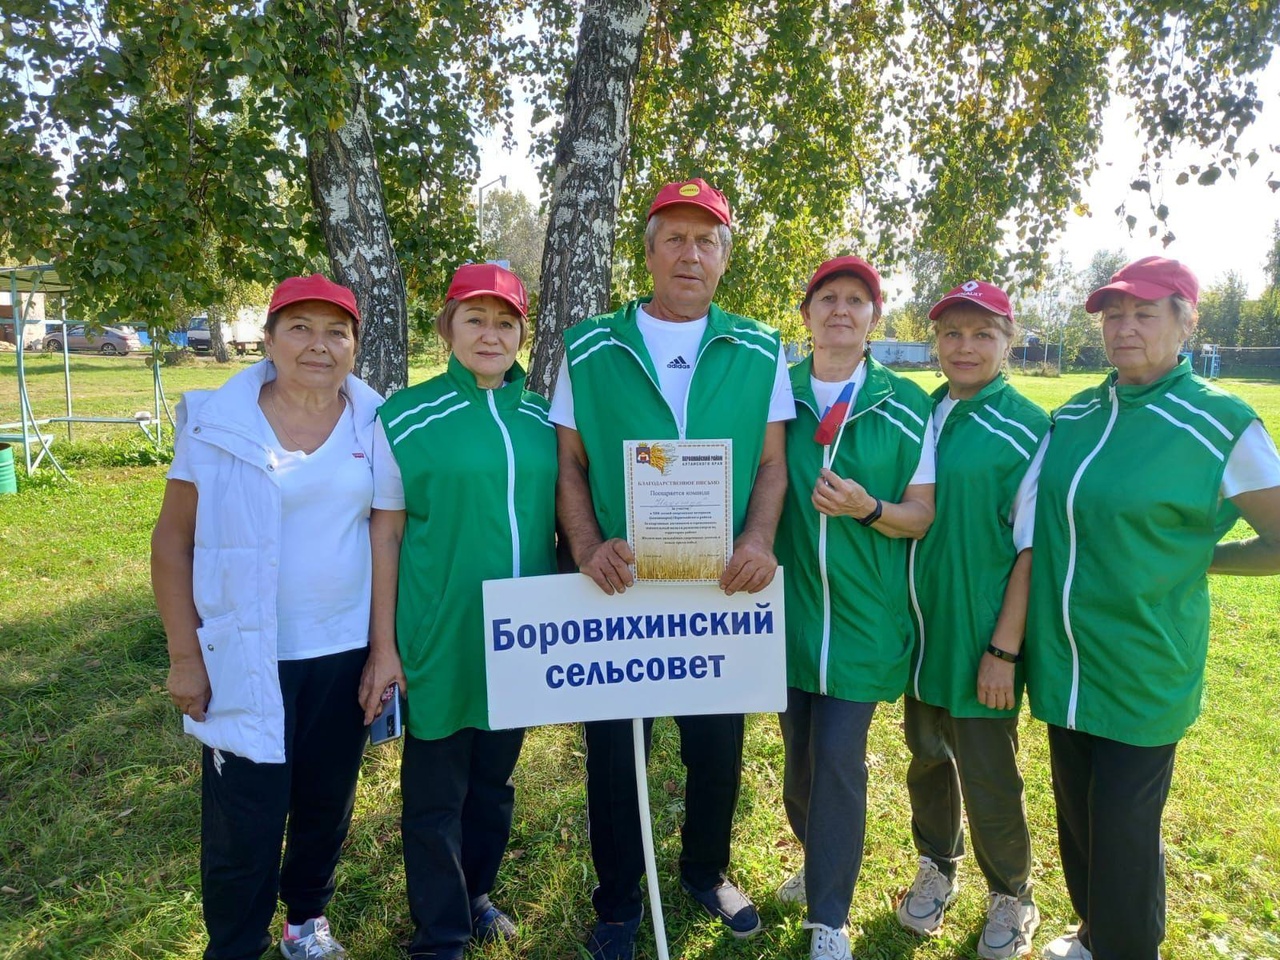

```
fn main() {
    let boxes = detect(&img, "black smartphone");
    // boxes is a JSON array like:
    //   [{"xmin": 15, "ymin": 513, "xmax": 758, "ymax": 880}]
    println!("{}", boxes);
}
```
[{"xmin": 368, "ymin": 683, "xmax": 403, "ymax": 745}]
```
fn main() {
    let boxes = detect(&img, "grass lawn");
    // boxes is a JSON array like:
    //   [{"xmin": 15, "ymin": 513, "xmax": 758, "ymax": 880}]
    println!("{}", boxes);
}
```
[{"xmin": 2, "ymin": 354, "xmax": 1279, "ymax": 959}]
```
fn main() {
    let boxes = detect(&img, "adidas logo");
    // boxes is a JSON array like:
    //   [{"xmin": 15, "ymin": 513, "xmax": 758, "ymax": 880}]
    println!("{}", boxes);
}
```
[{"xmin": 667, "ymin": 355, "xmax": 690, "ymax": 369}]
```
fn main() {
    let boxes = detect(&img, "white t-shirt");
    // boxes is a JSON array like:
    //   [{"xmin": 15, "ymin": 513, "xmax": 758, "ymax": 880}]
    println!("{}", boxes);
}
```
[
  {"xmin": 371, "ymin": 419, "xmax": 405, "ymax": 510},
  {"xmin": 1221, "ymin": 420, "xmax": 1280, "ymax": 498},
  {"xmin": 548, "ymin": 305, "xmax": 795, "ymax": 432},
  {"xmin": 172, "ymin": 402, "xmax": 374, "ymax": 661},
  {"xmin": 932, "ymin": 394, "xmax": 959, "ymax": 438},
  {"xmin": 810, "ymin": 360, "xmax": 935, "ymax": 486}
]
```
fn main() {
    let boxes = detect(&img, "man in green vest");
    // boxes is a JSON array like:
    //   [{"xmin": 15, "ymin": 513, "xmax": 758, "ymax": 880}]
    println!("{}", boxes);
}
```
[{"xmin": 549, "ymin": 178, "xmax": 794, "ymax": 960}]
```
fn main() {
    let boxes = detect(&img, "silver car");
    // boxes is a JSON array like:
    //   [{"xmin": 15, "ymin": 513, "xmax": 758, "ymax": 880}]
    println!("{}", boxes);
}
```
[{"xmin": 43, "ymin": 323, "xmax": 143, "ymax": 355}]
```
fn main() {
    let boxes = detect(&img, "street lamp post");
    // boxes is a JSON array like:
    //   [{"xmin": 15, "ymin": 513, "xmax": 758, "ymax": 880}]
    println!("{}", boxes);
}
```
[{"xmin": 477, "ymin": 175, "xmax": 507, "ymax": 249}]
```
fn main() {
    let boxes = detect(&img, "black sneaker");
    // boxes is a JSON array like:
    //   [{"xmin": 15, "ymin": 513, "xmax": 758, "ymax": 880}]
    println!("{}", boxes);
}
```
[
  {"xmin": 680, "ymin": 878, "xmax": 763, "ymax": 938},
  {"xmin": 471, "ymin": 905, "xmax": 517, "ymax": 944},
  {"xmin": 585, "ymin": 916, "xmax": 642, "ymax": 960}
]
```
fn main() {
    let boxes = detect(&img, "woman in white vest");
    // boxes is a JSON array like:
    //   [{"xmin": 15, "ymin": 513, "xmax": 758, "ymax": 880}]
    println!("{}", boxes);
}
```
[{"xmin": 152, "ymin": 274, "xmax": 382, "ymax": 960}]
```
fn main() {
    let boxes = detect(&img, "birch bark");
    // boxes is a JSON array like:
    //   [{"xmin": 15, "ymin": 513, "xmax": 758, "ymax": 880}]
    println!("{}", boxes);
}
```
[
  {"xmin": 304, "ymin": 1, "xmax": 409, "ymax": 396},
  {"xmin": 528, "ymin": 0, "xmax": 651, "ymax": 397}
]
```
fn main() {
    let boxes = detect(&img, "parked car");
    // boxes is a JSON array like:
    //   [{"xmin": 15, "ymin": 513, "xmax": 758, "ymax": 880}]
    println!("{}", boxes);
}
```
[
  {"xmin": 186, "ymin": 313, "xmax": 265, "ymax": 354},
  {"xmin": 43, "ymin": 324, "xmax": 143, "ymax": 355}
]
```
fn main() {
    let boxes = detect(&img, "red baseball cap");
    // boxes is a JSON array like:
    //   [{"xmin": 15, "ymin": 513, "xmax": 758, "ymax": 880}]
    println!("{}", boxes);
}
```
[
  {"xmin": 647, "ymin": 178, "xmax": 732, "ymax": 226},
  {"xmin": 1085, "ymin": 256, "xmax": 1199, "ymax": 313},
  {"xmin": 929, "ymin": 280, "xmax": 1014, "ymax": 323},
  {"xmin": 268, "ymin": 274, "xmax": 361, "ymax": 328},
  {"xmin": 445, "ymin": 262, "xmax": 529, "ymax": 319},
  {"xmin": 804, "ymin": 256, "xmax": 883, "ymax": 308}
]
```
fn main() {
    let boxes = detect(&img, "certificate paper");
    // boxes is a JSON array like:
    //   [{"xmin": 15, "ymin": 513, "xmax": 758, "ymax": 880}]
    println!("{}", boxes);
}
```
[{"xmin": 624, "ymin": 439, "xmax": 732, "ymax": 582}]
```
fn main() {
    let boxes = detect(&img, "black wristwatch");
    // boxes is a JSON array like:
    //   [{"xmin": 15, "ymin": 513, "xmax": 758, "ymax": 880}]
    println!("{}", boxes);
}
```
[
  {"xmin": 986, "ymin": 643, "xmax": 1022, "ymax": 663},
  {"xmin": 856, "ymin": 497, "xmax": 883, "ymax": 526}
]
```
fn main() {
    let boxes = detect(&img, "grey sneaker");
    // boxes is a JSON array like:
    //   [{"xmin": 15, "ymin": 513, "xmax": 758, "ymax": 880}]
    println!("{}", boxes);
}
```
[
  {"xmin": 776, "ymin": 865, "xmax": 806, "ymax": 907},
  {"xmin": 978, "ymin": 894, "xmax": 1040, "ymax": 959},
  {"xmin": 806, "ymin": 922, "xmax": 852, "ymax": 960},
  {"xmin": 1041, "ymin": 929, "xmax": 1092, "ymax": 960},
  {"xmin": 896, "ymin": 857, "xmax": 956, "ymax": 935},
  {"xmin": 280, "ymin": 917, "xmax": 347, "ymax": 960}
]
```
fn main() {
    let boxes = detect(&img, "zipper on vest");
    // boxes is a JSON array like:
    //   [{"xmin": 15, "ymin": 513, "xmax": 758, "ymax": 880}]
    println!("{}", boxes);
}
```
[
  {"xmin": 908, "ymin": 538, "xmax": 925, "ymax": 699},
  {"xmin": 1061, "ymin": 385, "xmax": 1118, "ymax": 729},
  {"xmin": 817, "ymin": 442, "xmax": 832, "ymax": 696},
  {"xmin": 486, "ymin": 391, "xmax": 521, "ymax": 577},
  {"xmin": 796, "ymin": 390, "xmax": 891, "ymax": 697},
  {"xmin": 679, "ymin": 334, "xmax": 736, "ymax": 440}
]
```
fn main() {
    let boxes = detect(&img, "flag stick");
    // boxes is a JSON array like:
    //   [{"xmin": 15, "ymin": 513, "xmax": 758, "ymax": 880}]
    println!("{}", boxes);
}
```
[{"xmin": 633, "ymin": 717, "xmax": 670, "ymax": 960}]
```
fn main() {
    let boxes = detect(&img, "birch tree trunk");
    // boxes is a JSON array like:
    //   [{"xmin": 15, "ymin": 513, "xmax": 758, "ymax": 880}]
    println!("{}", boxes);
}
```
[
  {"xmin": 304, "ymin": 3, "xmax": 408, "ymax": 397},
  {"xmin": 527, "ymin": 0, "xmax": 651, "ymax": 397},
  {"xmin": 207, "ymin": 303, "xmax": 230, "ymax": 363}
]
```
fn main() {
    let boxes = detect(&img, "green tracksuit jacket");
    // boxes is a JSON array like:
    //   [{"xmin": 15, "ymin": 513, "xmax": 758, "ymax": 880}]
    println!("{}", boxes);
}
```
[
  {"xmin": 378, "ymin": 357, "xmax": 558, "ymax": 739},
  {"xmin": 563, "ymin": 298, "xmax": 781, "ymax": 540},
  {"xmin": 1025, "ymin": 359, "xmax": 1259, "ymax": 745},
  {"xmin": 908, "ymin": 378, "xmax": 1049, "ymax": 717},
  {"xmin": 776, "ymin": 355, "xmax": 934, "ymax": 702}
]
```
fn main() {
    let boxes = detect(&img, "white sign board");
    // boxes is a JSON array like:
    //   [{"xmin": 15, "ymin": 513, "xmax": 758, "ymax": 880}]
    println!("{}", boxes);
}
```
[{"xmin": 482, "ymin": 571, "xmax": 787, "ymax": 730}]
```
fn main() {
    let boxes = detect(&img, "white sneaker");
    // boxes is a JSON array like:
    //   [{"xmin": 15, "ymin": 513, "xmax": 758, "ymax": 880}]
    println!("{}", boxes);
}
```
[
  {"xmin": 1041, "ymin": 928, "xmax": 1092, "ymax": 960},
  {"xmin": 777, "ymin": 865, "xmax": 806, "ymax": 907},
  {"xmin": 279, "ymin": 917, "xmax": 347, "ymax": 960},
  {"xmin": 806, "ymin": 923, "xmax": 852, "ymax": 960},
  {"xmin": 978, "ymin": 893, "xmax": 1040, "ymax": 959},
  {"xmin": 896, "ymin": 857, "xmax": 956, "ymax": 935}
]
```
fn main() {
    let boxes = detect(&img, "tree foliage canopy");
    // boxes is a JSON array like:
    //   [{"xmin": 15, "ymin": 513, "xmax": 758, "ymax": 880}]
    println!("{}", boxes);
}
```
[
  {"xmin": 601, "ymin": 0, "xmax": 1279, "ymax": 340},
  {"xmin": 2, "ymin": 0, "xmax": 1277, "ymax": 366},
  {"xmin": 1, "ymin": 0, "xmax": 546, "ymax": 328}
]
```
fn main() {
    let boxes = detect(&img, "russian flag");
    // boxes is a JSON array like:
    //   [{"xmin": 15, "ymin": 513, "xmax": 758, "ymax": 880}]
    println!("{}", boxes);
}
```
[{"xmin": 813, "ymin": 381, "xmax": 854, "ymax": 446}]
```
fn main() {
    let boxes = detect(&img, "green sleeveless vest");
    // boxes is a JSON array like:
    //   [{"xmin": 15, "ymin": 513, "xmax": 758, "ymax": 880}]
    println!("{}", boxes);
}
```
[
  {"xmin": 378, "ymin": 356, "xmax": 558, "ymax": 738},
  {"xmin": 1025, "ymin": 359, "xmax": 1259, "ymax": 745},
  {"xmin": 564, "ymin": 298, "xmax": 782, "ymax": 541},
  {"xmin": 776, "ymin": 355, "xmax": 934, "ymax": 702},
  {"xmin": 908, "ymin": 378, "xmax": 1049, "ymax": 716}
]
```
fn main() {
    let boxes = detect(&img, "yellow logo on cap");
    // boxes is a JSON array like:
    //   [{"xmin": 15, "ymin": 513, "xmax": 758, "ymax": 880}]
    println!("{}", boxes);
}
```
[{"xmin": 678, "ymin": 184, "xmax": 701, "ymax": 197}]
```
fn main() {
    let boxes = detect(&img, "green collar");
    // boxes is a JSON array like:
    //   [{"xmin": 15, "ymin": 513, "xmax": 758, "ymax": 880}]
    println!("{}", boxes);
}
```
[
  {"xmin": 791, "ymin": 351, "xmax": 894, "ymax": 418},
  {"xmin": 446, "ymin": 353, "xmax": 526, "ymax": 400},
  {"xmin": 929, "ymin": 374, "xmax": 1008, "ymax": 409},
  {"xmin": 608, "ymin": 297, "xmax": 739, "ymax": 385},
  {"xmin": 1108, "ymin": 356, "xmax": 1192, "ymax": 406}
]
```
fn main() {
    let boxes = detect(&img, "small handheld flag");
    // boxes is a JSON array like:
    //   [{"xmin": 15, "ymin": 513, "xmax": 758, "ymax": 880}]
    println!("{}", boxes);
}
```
[{"xmin": 813, "ymin": 381, "xmax": 854, "ymax": 446}]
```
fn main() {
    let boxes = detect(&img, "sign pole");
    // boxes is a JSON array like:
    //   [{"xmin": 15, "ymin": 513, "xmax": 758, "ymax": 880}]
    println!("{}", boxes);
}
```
[{"xmin": 632, "ymin": 717, "xmax": 670, "ymax": 960}]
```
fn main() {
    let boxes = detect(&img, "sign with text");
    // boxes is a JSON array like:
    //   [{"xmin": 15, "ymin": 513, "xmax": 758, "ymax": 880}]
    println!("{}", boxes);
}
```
[{"xmin": 482, "ymin": 572, "xmax": 786, "ymax": 729}]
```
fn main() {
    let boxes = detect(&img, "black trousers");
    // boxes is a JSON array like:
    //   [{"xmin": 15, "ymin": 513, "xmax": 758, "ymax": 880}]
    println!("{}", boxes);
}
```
[
  {"xmin": 1047, "ymin": 724, "xmax": 1177, "ymax": 960},
  {"xmin": 401, "ymin": 726, "xmax": 525, "ymax": 957},
  {"xmin": 201, "ymin": 646, "xmax": 368, "ymax": 960},
  {"xmin": 585, "ymin": 713, "xmax": 745, "ymax": 923}
]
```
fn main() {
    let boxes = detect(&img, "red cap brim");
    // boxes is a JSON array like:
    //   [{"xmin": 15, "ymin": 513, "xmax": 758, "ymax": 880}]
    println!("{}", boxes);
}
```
[
  {"xmin": 453, "ymin": 287, "xmax": 528, "ymax": 319},
  {"xmin": 928, "ymin": 293, "xmax": 1012, "ymax": 322},
  {"xmin": 1084, "ymin": 279, "xmax": 1178, "ymax": 314}
]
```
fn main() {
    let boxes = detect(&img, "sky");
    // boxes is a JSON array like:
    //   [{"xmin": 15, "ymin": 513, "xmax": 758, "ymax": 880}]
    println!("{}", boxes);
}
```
[{"xmin": 475, "ymin": 57, "xmax": 1280, "ymax": 300}]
